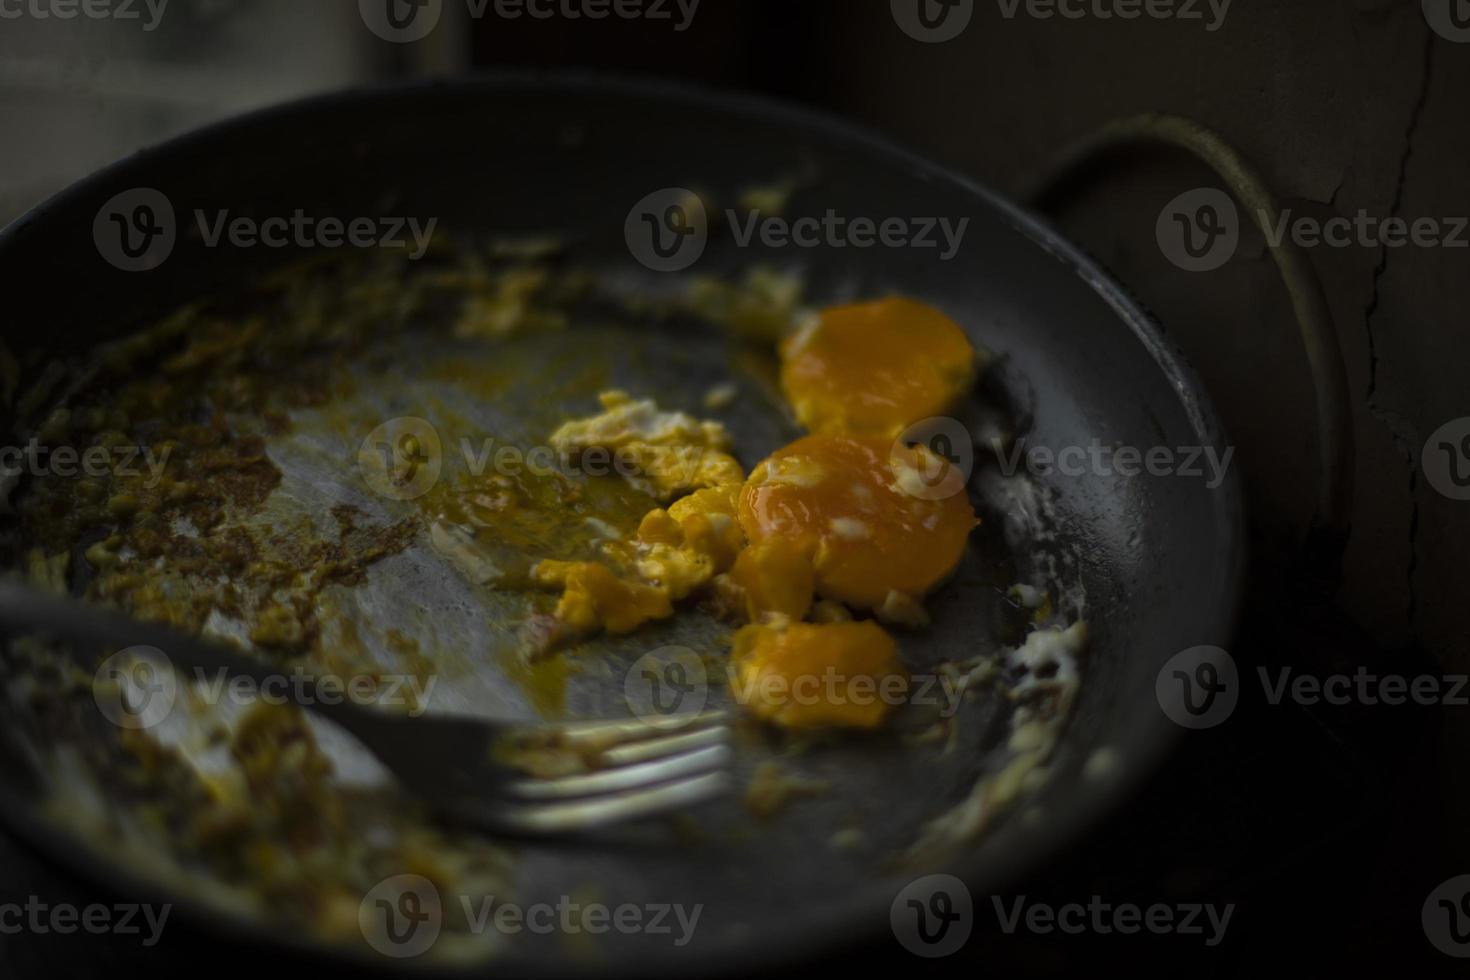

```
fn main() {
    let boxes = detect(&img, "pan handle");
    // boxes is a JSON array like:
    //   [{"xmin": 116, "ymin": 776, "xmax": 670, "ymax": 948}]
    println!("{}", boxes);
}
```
[{"xmin": 1025, "ymin": 113, "xmax": 1354, "ymax": 586}]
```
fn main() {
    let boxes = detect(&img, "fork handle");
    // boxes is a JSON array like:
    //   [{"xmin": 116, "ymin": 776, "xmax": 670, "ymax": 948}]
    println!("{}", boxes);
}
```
[{"xmin": 0, "ymin": 577, "xmax": 379, "ymax": 732}]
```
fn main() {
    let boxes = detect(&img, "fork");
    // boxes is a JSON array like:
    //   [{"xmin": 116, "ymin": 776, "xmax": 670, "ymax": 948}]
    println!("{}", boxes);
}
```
[{"xmin": 0, "ymin": 578, "xmax": 731, "ymax": 836}]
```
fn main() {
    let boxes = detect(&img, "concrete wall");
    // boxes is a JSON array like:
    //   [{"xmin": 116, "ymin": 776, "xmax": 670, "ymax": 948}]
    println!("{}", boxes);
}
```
[
  {"xmin": 796, "ymin": 0, "xmax": 1466, "ymax": 676},
  {"xmin": 0, "ymin": 0, "xmax": 462, "ymax": 224}
]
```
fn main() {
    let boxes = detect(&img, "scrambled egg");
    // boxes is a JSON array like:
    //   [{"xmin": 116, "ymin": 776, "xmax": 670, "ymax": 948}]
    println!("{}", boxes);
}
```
[
  {"xmin": 532, "ymin": 560, "xmax": 673, "ymax": 635},
  {"xmin": 666, "ymin": 485, "xmax": 746, "ymax": 565},
  {"xmin": 548, "ymin": 390, "xmax": 744, "ymax": 501},
  {"xmin": 532, "ymin": 399, "xmax": 748, "ymax": 640},
  {"xmin": 780, "ymin": 297, "xmax": 978, "ymax": 437},
  {"xmin": 737, "ymin": 433, "xmax": 977, "ymax": 612},
  {"xmin": 532, "ymin": 297, "xmax": 982, "ymax": 731}
]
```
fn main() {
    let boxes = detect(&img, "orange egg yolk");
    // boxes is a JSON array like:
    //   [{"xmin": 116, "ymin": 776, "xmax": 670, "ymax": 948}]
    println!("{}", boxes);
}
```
[
  {"xmin": 738, "ymin": 433, "xmax": 977, "ymax": 611},
  {"xmin": 731, "ymin": 620, "xmax": 908, "ymax": 730},
  {"xmin": 780, "ymin": 297, "xmax": 977, "ymax": 438},
  {"xmin": 729, "ymin": 537, "xmax": 815, "ymax": 624}
]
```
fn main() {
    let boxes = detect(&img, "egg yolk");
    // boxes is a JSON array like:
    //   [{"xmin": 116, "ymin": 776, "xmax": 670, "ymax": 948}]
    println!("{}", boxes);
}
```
[
  {"xmin": 738, "ymin": 434, "xmax": 976, "ymax": 611},
  {"xmin": 728, "ymin": 537, "xmax": 815, "ymax": 624},
  {"xmin": 731, "ymin": 620, "xmax": 908, "ymax": 729},
  {"xmin": 780, "ymin": 297, "xmax": 977, "ymax": 438}
]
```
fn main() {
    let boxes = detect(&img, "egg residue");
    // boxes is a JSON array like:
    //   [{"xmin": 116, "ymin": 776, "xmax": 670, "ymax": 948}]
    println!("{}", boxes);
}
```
[{"xmin": 525, "ymin": 297, "xmax": 984, "ymax": 731}]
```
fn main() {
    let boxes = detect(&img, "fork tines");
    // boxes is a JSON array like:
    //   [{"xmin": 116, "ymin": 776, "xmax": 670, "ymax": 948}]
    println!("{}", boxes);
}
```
[{"xmin": 485, "ymin": 711, "xmax": 732, "ymax": 835}]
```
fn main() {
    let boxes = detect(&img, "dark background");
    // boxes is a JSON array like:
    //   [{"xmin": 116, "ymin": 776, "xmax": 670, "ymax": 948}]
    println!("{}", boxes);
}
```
[{"xmin": 1, "ymin": 0, "xmax": 1466, "ymax": 975}]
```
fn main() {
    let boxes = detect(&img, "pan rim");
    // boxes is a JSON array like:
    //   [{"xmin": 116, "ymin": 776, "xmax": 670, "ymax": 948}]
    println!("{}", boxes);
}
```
[{"xmin": 0, "ymin": 68, "xmax": 1246, "ymax": 977}]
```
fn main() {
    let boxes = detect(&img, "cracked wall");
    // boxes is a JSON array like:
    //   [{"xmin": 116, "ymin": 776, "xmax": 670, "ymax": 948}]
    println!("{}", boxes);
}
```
[{"xmin": 816, "ymin": 0, "xmax": 1465, "ymax": 672}]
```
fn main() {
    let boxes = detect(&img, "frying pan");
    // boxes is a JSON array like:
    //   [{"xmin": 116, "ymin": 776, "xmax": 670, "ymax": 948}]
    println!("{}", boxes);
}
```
[{"xmin": 0, "ymin": 74, "xmax": 1244, "ymax": 973}]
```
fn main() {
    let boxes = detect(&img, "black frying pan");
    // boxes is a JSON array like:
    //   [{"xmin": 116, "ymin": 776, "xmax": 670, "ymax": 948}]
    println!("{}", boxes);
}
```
[{"xmin": 0, "ymin": 74, "xmax": 1244, "ymax": 974}]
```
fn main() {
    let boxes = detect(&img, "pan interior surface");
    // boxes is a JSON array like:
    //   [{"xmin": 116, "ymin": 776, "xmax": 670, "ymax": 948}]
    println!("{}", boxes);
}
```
[{"xmin": 0, "ymin": 76, "xmax": 1242, "ymax": 972}]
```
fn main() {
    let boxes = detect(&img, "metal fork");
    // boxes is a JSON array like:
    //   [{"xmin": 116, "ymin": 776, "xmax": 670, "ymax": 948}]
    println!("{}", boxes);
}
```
[{"xmin": 0, "ymin": 579, "xmax": 731, "ymax": 836}]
